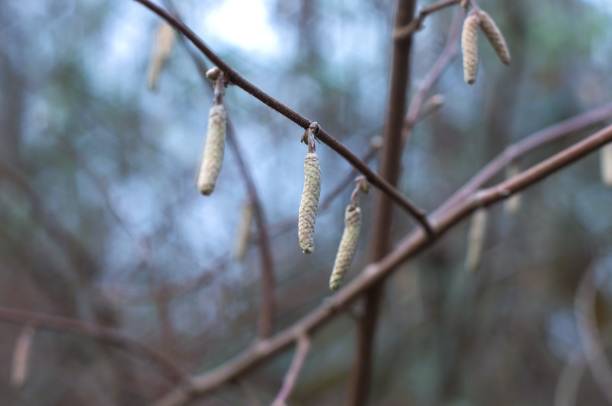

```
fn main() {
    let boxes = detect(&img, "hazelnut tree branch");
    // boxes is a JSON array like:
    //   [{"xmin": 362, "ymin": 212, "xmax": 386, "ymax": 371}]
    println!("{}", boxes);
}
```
[
  {"xmin": 133, "ymin": 0, "xmax": 434, "ymax": 236},
  {"xmin": 151, "ymin": 101, "xmax": 612, "ymax": 406}
]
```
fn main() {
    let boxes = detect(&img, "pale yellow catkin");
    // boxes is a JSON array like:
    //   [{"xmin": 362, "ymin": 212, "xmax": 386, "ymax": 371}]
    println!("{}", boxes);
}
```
[
  {"xmin": 298, "ymin": 152, "xmax": 321, "ymax": 253},
  {"xmin": 234, "ymin": 203, "xmax": 253, "ymax": 261},
  {"xmin": 329, "ymin": 205, "xmax": 361, "ymax": 291},
  {"xmin": 504, "ymin": 165, "xmax": 522, "ymax": 214},
  {"xmin": 478, "ymin": 10, "xmax": 511, "ymax": 66},
  {"xmin": 197, "ymin": 105, "xmax": 227, "ymax": 195},
  {"xmin": 465, "ymin": 208, "xmax": 487, "ymax": 272},
  {"xmin": 462, "ymin": 13, "xmax": 480, "ymax": 85},
  {"xmin": 11, "ymin": 325, "xmax": 35, "ymax": 388},
  {"xmin": 601, "ymin": 144, "xmax": 612, "ymax": 187},
  {"xmin": 147, "ymin": 22, "xmax": 176, "ymax": 90}
]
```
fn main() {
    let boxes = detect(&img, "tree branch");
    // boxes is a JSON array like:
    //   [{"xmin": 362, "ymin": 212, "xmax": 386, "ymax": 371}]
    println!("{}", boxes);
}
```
[
  {"xmin": 0, "ymin": 306, "xmax": 189, "ymax": 384},
  {"xmin": 271, "ymin": 335, "xmax": 311, "ymax": 406},
  {"xmin": 393, "ymin": 0, "xmax": 461, "ymax": 40},
  {"xmin": 351, "ymin": 1, "xmax": 417, "ymax": 404},
  {"xmin": 438, "ymin": 102, "xmax": 612, "ymax": 214},
  {"xmin": 153, "ymin": 123, "xmax": 612, "ymax": 406},
  {"xmin": 132, "ymin": 0, "xmax": 433, "ymax": 236}
]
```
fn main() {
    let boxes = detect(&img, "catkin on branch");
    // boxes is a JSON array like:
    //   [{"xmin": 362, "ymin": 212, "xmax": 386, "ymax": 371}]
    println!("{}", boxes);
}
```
[
  {"xmin": 329, "ymin": 205, "xmax": 361, "ymax": 291},
  {"xmin": 465, "ymin": 208, "xmax": 487, "ymax": 272},
  {"xmin": 478, "ymin": 10, "xmax": 511, "ymax": 65},
  {"xmin": 601, "ymin": 144, "xmax": 612, "ymax": 187},
  {"xmin": 298, "ymin": 152, "xmax": 321, "ymax": 253},
  {"xmin": 197, "ymin": 104, "xmax": 227, "ymax": 195},
  {"xmin": 462, "ymin": 13, "xmax": 480, "ymax": 85},
  {"xmin": 147, "ymin": 22, "xmax": 176, "ymax": 90},
  {"xmin": 234, "ymin": 203, "xmax": 253, "ymax": 261},
  {"xmin": 11, "ymin": 325, "xmax": 35, "ymax": 388}
]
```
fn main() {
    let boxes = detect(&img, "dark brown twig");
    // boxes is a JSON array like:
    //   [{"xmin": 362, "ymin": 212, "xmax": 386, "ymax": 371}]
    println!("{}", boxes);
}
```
[
  {"xmin": 393, "ymin": 0, "xmax": 461, "ymax": 40},
  {"xmin": 153, "ymin": 124, "xmax": 612, "ymax": 406},
  {"xmin": 351, "ymin": 1, "xmax": 417, "ymax": 404},
  {"xmin": 271, "ymin": 335, "xmax": 311, "ymax": 406},
  {"xmin": 133, "ymin": 0, "xmax": 433, "ymax": 236}
]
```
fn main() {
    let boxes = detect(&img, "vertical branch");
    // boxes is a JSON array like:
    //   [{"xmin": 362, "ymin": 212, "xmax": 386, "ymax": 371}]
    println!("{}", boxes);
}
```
[{"xmin": 349, "ymin": 1, "xmax": 417, "ymax": 405}]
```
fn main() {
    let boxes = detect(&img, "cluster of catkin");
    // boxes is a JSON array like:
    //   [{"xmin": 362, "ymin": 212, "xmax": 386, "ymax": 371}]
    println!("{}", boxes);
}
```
[
  {"xmin": 197, "ymin": 68, "xmax": 227, "ymax": 196},
  {"xmin": 295, "ymin": 128, "xmax": 366, "ymax": 291},
  {"xmin": 461, "ymin": 8, "xmax": 511, "ymax": 85}
]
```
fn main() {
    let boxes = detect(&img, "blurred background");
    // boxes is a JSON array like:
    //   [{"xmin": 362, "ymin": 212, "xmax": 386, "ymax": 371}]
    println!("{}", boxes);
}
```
[{"xmin": 1, "ymin": 0, "xmax": 612, "ymax": 404}]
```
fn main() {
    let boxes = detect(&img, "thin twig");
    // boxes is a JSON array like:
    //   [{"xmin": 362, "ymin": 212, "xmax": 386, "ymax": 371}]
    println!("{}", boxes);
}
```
[
  {"xmin": 575, "ymin": 268, "xmax": 612, "ymax": 404},
  {"xmin": 438, "ymin": 102, "xmax": 612, "ymax": 214},
  {"xmin": 153, "ymin": 124, "xmax": 612, "ymax": 406},
  {"xmin": 0, "ymin": 306, "xmax": 189, "ymax": 384},
  {"xmin": 271, "ymin": 335, "xmax": 311, "ymax": 406},
  {"xmin": 404, "ymin": 9, "xmax": 463, "ymax": 131},
  {"xmin": 133, "ymin": 0, "xmax": 433, "ymax": 236},
  {"xmin": 393, "ymin": 0, "xmax": 461, "ymax": 40}
]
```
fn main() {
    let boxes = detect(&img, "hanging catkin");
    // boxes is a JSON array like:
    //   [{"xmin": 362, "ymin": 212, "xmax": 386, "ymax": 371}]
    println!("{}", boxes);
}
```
[
  {"xmin": 11, "ymin": 325, "xmax": 35, "ymax": 388},
  {"xmin": 197, "ymin": 104, "xmax": 227, "ymax": 195},
  {"xmin": 462, "ymin": 12, "xmax": 480, "ymax": 85},
  {"xmin": 601, "ymin": 144, "xmax": 612, "ymax": 187},
  {"xmin": 478, "ymin": 10, "xmax": 511, "ymax": 65},
  {"xmin": 147, "ymin": 22, "xmax": 176, "ymax": 90},
  {"xmin": 298, "ymin": 152, "xmax": 321, "ymax": 253},
  {"xmin": 504, "ymin": 164, "xmax": 522, "ymax": 214},
  {"xmin": 234, "ymin": 202, "xmax": 253, "ymax": 261},
  {"xmin": 329, "ymin": 205, "xmax": 361, "ymax": 291},
  {"xmin": 465, "ymin": 208, "xmax": 487, "ymax": 272}
]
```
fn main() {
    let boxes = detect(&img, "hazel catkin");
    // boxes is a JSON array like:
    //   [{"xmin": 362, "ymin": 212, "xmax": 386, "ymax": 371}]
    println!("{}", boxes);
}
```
[
  {"xmin": 478, "ymin": 10, "xmax": 511, "ymax": 66},
  {"xmin": 298, "ymin": 152, "xmax": 321, "ymax": 253},
  {"xmin": 147, "ymin": 22, "xmax": 176, "ymax": 90},
  {"xmin": 234, "ymin": 202, "xmax": 253, "ymax": 261},
  {"xmin": 197, "ymin": 104, "xmax": 227, "ymax": 195},
  {"xmin": 462, "ymin": 12, "xmax": 480, "ymax": 85},
  {"xmin": 465, "ymin": 208, "xmax": 488, "ymax": 272},
  {"xmin": 601, "ymin": 144, "xmax": 612, "ymax": 187},
  {"xmin": 329, "ymin": 205, "xmax": 361, "ymax": 291}
]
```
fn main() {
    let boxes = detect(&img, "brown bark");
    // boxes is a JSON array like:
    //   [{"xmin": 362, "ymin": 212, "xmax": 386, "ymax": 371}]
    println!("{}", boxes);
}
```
[{"xmin": 348, "ymin": 1, "xmax": 416, "ymax": 405}]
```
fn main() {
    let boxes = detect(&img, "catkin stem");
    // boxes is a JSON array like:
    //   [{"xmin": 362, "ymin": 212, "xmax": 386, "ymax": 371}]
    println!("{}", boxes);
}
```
[
  {"xmin": 298, "ymin": 152, "xmax": 321, "ymax": 253},
  {"xmin": 477, "ymin": 10, "xmax": 511, "ymax": 66},
  {"xmin": 462, "ymin": 12, "xmax": 480, "ymax": 85},
  {"xmin": 330, "ymin": 205, "xmax": 361, "ymax": 291},
  {"xmin": 197, "ymin": 104, "xmax": 227, "ymax": 195}
]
